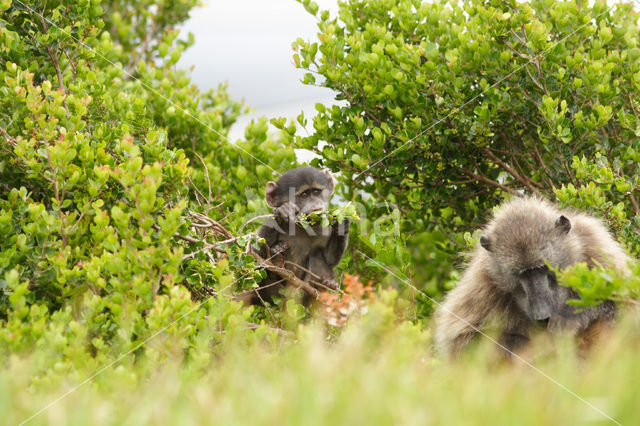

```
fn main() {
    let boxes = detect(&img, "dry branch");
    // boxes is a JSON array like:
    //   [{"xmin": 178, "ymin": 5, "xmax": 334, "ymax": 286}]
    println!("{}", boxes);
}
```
[
  {"xmin": 251, "ymin": 251, "xmax": 320, "ymax": 299},
  {"xmin": 175, "ymin": 211, "xmax": 331, "ymax": 301}
]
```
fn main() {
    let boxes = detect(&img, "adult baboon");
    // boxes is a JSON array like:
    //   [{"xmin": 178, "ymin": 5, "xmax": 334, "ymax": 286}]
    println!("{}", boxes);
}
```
[{"xmin": 434, "ymin": 197, "xmax": 631, "ymax": 357}]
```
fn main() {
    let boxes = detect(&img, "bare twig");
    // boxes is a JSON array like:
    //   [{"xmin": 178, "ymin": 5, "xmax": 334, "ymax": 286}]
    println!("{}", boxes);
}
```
[
  {"xmin": 182, "ymin": 241, "xmax": 233, "ymax": 261},
  {"xmin": 510, "ymin": 28, "xmax": 528, "ymax": 46},
  {"xmin": 461, "ymin": 167, "xmax": 520, "ymax": 196},
  {"xmin": 524, "ymin": 64, "xmax": 549, "ymax": 96},
  {"xmin": 234, "ymin": 279, "xmax": 286, "ymax": 298},
  {"xmin": 628, "ymin": 93, "xmax": 638, "ymax": 118},
  {"xmin": 253, "ymin": 286, "xmax": 278, "ymax": 324},
  {"xmin": 189, "ymin": 212, "xmax": 234, "ymax": 239},
  {"xmin": 188, "ymin": 176, "xmax": 206, "ymax": 207},
  {"xmin": 192, "ymin": 151, "xmax": 213, "ymax": 208},
  {"xmin": 152, "ymin": 224, "xmax": 200, "ymax": 244},
  {"xmin": 480, "ymin": 147, "xmax": 544, "ymax": 197},
  {"xmin": 503, "ymin": 40, "xmax": 527, "ymax": 59},
  {"xmin": 238, "ymin": 214, "xmax": 273, "ymax": 233},
  {"xmin": 254, "ymin": 253, "xmax": 320, "ymax": 299},
  {"xmin": 34, "ymin": 6, "xmax": 69, "ymax": 117},
  {"xmin": 62, "ymin": 44, "xmax": 82, "ymax": 78},
  {"xmin": 283, "ymin": 260, "xmax": 343, "ymax": 293},
  {"xmin": 0, "ymin": 126, "xmax": 17, "ymax": 146},
  {"xmin": 629, "ymin": 194, "xmax": 640, "ymax": 217},
  {"xmin": 39, "ymin": 127, "xmax": 67, "ymax": 246},
  {"xmin": 531, "ymin": 141, "xmax": 556, "ymax": 189}
]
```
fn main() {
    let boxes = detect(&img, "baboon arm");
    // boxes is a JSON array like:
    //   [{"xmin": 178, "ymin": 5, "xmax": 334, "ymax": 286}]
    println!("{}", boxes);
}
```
[
  {"xmin": 497, "ymin": 301, "xmax": 531, "ymax": 357},
  {"xmin": 323, "ymin": 219, "xmax": 350, "ymax": 268},
  {"xmin": 435, "ymin": 263, "xmax": 504, "ymax": 357},
  {"xmin": 305, "ymin": 251, "xmax": 339, "ymax": 290},
  {"xmin": 257, "ymin": 220, "xmax": 282, "ymax": 259}
]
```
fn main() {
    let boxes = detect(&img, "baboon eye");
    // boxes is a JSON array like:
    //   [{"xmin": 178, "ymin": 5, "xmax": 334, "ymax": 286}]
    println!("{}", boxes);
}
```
[
  {"xmin": 519, "ymin": 265, "xmax": 547, "ymax": 277},
  {"xmin": 300, "ymin": 190, "xmax": 310, "ymax": 198},
  {"xmin": 312, "ymin": 188, "xmax": 322, "ymax": 196}
]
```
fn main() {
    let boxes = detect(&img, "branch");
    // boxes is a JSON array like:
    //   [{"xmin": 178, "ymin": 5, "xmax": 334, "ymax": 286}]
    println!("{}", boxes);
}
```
[
  {"xmin": 283, "ymin": 260, "xmax": 343, "ymax": 293},
  {"xmin": 252, "ymin": 252, "xmax": 320, "ymax": 299},
  {"xmin": 192, "ymin": 151, "xmax": 213, "ymax": 208},
  {"xmin": 629, "ymin": 194, "xmax": 640, "ymax": 217},
  {"xmin": 0, "ymin": 126, "xmax": 17, "ymax": 146},
  {"xmin": 530, "ymin": 141, "xmax": 556, "ymax": 189},
  {"xmin": 510, "ymin": 28, "xmax": 527, "ymax": 46},
  {"xmin": 524, "ymin": 64, "xmax": 549, "ymax": 96},
  {"xmin": 152, "ymin": 223, "xmax": 200, "ymax": 244},
  {"xmin": 503, "ymin": 40, "xmax": 528, "ymax": 59},
  {"xmin": 174, "ymin": 212, "xmax": 334, "ymax": 300},
  {"xmin": 238, "ymin": 214, "xmax": 273, "ymax": 233},
  {"xmin": 189, "ymin": 211, "xmax": 234, "ymax": 239},
  {"xmin": 35, "ymin": 6, "xmax": 69, "ymax": 116},
  {"xmin": 39, "ymin": 127, "xmax": 67, "ymax": 245},
  {"xmin": 480, "ymin": 147, "xmax": 544, "ymax": 197},
  {"xmin": 460, "ymin": 167, "xmax": 521, "ymax": 196}
]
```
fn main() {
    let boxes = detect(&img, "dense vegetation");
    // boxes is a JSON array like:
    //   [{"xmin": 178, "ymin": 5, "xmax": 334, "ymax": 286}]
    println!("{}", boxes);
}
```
[{"xmin": 0, "ymin": 0, "xmax": 639, "ymax": 424}]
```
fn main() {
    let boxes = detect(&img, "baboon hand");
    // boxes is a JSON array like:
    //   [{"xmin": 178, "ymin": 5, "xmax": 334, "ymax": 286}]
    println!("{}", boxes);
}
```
[
  {"xmin": 271, "ymin": 241, "xmax": 290, "ymax": 256},
  {"xmin": 320, "ymin": 277, "xmax": 339, "ymax": 291},
  {"xmin": 274, "ymin": 202, "xmax": 300, "ymax": 224}
]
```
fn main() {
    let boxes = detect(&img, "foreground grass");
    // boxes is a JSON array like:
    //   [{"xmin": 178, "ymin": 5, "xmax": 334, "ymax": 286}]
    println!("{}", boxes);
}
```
[{"xmin": 2, "ymin": 305, "xmax": 639, "ymax": 426}]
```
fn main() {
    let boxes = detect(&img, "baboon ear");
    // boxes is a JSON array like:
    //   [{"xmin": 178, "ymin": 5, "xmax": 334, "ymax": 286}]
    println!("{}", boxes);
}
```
[
  {"xmin": 555, "ymin": 215, "xmax": 571, "ymax": 235},
  {"xmin": 322, "ymin": 169, "xmax": 334, "ymax": 193},
  {"xmin": 480, "ymin": 235, "xmax": 492, "ymax": 252},
  {"xmin": 265, "ymin": 181, "xmax": 279, "ymax": 207}
]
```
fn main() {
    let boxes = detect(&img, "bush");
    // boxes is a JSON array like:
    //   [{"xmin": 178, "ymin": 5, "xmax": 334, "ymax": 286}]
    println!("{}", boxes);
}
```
[
  {"xmin": 0, "ymin": 0, "xmax": 296, "ymax": 359},
  {"xmin": 293, "ymin": 0, "xmax": 640, "ymax": 263}
]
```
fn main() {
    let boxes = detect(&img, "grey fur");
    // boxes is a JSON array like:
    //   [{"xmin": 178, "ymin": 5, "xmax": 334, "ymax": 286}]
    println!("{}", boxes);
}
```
[
  {"xmin": 434, "ymin": 197, "xmax": 632, "ymax": 357},
  {"xmin": 246, "ymin": 167, "xmax": 349, "ymax": 305}
]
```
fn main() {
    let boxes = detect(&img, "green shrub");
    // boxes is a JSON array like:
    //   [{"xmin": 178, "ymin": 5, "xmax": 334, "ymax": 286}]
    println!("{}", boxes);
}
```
[
  {"xmin": 293, "ymin": 0, "xmax": 640, "ymax": 305},
  {"xmin": 0, "ymin": 0, "xmax": 295, "ymax": 359}
]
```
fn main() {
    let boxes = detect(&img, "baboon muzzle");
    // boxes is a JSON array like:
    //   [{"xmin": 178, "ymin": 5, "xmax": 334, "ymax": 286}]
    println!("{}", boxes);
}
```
[
  {"xmin": 524, "ymin": 275, "xmax": 557, "ymax": 321},
  {"xmin": 302, "ymin": 200, "xmax": 326, "ymax": 214},
  {"xmin": 529, "ymin": 298, "xmax": 554, "ymax": 321}
]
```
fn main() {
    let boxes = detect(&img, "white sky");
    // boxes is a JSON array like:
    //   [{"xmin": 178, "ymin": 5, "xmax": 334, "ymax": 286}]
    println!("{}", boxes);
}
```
[{"xmin": 178, "ymin": 0, "xmax": 342, "ymax": 142}]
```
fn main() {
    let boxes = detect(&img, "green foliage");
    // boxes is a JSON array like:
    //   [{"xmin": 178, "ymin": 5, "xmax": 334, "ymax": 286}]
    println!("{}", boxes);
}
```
[
  {"xmin": 299, "ymin": 201, "xmax": 360, "ymax": 228},
  {"xmin": 294, "ymin": 0, "xmax": 640, "ymax": 304},
  {"xmin": 296, "ymin": 0, "xmax": 640, "ymax": 227},
  {"xmin": 557, "ymin": 262, "xmax": 640, "ymax": 308},
  {"xmin": 4, "ymin": 313, "xmax": 640, "ymax": 425},
  {"xmin": 0, "ymin": 0, "xmax": 296, "ymax": 361},
  {"xmin": 555, "ymin": 154, "xmax": 640, "ymax": 256}
]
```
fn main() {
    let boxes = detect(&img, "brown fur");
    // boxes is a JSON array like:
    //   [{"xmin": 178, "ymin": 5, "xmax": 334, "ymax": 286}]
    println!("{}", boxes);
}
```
[{"xmin": 434, "ymin": 197, "xmax": 632, "ymax": 357}]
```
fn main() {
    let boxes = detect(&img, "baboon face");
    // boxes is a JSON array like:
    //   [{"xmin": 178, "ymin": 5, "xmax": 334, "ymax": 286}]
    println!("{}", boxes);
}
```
[
  {"xmin": 481, "ymin": 213, "xmax": 573, "ymax": 321},
  {"xmin": 512, "ymin": 265, "xmax": 560, "ymax": 320},
  {"xmin": 265, "ymin": 167, "xmax": 334, "ymax": 214}
]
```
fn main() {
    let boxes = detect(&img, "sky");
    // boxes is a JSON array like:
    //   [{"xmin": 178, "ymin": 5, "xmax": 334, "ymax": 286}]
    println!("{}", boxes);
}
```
[{"xmin": 178, "ymin": 0, "xmax": 342, "ymax": 141}]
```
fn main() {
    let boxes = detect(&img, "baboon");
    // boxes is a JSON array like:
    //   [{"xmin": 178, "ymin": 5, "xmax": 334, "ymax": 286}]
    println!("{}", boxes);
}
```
[
  {"xmin": 434, "ymin": 197, "xmax": 632, "ymax": 357},
  {"xmin": 243, "ymin": 167, "xmax": 349, "ymax": 305}
]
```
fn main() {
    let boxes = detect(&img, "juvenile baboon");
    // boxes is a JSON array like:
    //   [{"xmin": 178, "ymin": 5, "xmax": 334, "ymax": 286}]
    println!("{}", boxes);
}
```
[
  {"xmin": 434, "ymin": 197, "xmax": 632, "ymax": 357},
  {"xmin": 244, "ymin": 166, "xmax": 349, "ymax": 305}
]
